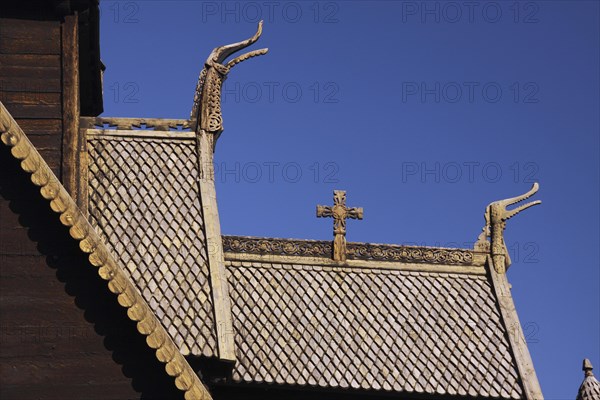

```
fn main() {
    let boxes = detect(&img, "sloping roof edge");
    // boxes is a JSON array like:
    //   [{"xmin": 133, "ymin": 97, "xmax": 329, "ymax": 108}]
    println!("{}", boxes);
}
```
[
  {"xmin": 487, "ymin": 255, "xmax": 544, "ymax": 400},
  {"xmin": 0, "ymin": 101, "xmax": 211, "ymax": 400}
]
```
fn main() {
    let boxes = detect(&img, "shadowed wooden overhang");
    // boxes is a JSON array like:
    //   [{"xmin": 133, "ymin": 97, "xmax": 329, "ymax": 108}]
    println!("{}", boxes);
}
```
[{"xmin": 0, "ymin": 101, "xmax": 212, "ymax": 400}]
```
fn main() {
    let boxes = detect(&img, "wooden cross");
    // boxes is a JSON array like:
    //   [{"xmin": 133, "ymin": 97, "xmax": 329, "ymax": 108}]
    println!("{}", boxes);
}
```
[{"xmin": 317, "ymin": 190, "xmax": 363, "ymax": 262}]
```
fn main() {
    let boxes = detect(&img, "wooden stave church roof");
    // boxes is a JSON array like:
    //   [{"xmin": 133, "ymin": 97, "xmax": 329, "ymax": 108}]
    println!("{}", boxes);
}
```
[
  {"xmin": 79, "ymin": 120, "xmax": 537, "ymax": 399},
  {"xmin": 0, "ymin": 3, "xmax": 545, "ymax": 398}
]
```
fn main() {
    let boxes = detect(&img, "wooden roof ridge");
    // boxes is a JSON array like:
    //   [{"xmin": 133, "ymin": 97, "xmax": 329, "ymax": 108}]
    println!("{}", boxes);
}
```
[
  {"xmin": 0, "ymin": 101, "xmax": 212, "ymax": 400},
  {"xmin": 222, "ymin": 234, "xmax": 486, "ymax": 269}
]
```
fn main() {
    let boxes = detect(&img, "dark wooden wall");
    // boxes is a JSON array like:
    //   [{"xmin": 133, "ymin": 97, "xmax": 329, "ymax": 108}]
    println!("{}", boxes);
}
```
[
  {"xmin": 0, "ymin": 14, "xmax": 182, "ymax": 400},
  {"xmin": 0, "ymin": 18, "xmax": 63, "ymax": 176}
]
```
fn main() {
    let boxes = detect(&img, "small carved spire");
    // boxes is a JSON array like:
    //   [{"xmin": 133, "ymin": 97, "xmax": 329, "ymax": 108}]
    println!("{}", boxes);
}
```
[
  {"xmin": 190, "ymin": 21, "xmax": 268, "ymax": 147},
  {"xmin": 584, "ymin": 359, "xmax": 595, "ymax": 377},
  {"xmin": 577, "ymin": 359, "xmax": 600, "ymax": 400},
  {"xmin": 317, "ymin": 190, "xmax": 363, "ymax": 262},
  {"xmin": 474, "ymin": 183, "xmax": 541, "ymax": 273}
]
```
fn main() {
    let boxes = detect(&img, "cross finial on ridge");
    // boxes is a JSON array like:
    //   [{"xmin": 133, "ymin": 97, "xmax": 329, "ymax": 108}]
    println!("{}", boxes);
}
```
[{"xmin": 316, "ymin": 190, "xmax": 363, "ymax": 262}]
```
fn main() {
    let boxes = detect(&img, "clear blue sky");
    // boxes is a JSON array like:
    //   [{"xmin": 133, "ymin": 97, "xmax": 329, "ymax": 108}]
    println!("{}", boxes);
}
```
[{"xmin": 99, "ymin": 1, "xmax": 599, "ymax": 398}]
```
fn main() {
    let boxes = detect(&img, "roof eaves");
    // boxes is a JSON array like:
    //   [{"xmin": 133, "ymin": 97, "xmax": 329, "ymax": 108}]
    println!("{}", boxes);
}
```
[{"xmin": 0, "ymin": 101, "xmax": 212, "ymax": 400}]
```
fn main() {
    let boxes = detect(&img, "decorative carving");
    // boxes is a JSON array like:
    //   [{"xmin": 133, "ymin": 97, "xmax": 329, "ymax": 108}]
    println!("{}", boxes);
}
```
[
  {"xmin": 475, "ymin": 183, "xmax": 541, "ymax": 273},
  {"xmin": 223, "ymin": 236, "xmax": 332, "ymax": 258},
  {"xmin": 347, "ymin": 243, "xmax": 474, "ymax": 265},
  {"xmin": 222, "ymin": 236, "xmax": 475, "ymax": 266},
  {"xmin": 0, "ymin": 102, "xmax": 212, "ymax": 400},
  {"xmin": 80, "ymin": 116, "xmax": 192, "ymax": 131},
  {"xmin": 190, "ymin": 21, "xmax": 268, "ymax": 143},
  {"xmin": 316, "ymin": 190, "xmax": 363, "ymax": 261}
]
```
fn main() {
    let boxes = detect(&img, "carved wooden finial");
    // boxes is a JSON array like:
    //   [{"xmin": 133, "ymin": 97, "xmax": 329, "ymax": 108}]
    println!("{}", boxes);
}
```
[
  {"xmin": 584, "ymin": 359, "xmax": 595, "ymax": 377},
  {"xmin": 190, "ymin": 21, "xmax": 268, "ymax": 147},
  {"xmin": 317, "ymin": 190, "xmax": 363, "ymax": 262},
  {"xmin": 475, "ymin": 183, "xmax": 541, "ymax": 273}
]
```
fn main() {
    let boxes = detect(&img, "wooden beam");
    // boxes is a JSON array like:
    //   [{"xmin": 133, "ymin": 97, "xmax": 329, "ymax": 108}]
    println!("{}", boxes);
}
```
[
  {"xmin": 80, "ymin": 116, "xmax": 191, "ymax": 132},
  {"xmin": 60, "ymin": 14, "xmax": 84, "ymax": 211},
  {"xmin": 196, "ymin": 131, "xmax": 236, "ymax": 362}
]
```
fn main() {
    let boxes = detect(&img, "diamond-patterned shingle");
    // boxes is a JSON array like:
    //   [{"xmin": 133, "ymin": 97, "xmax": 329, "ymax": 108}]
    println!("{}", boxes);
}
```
[
  {"xmin": 578, "ymin": 375, "xmax": 600, "ymax": 400},
  {"xmin": 225, "ymin": 260, "xmax": 524, "ymax": 399},
  {"xmin": 87, "ymin": 134, "xmax": 217, "ymax": 357}
]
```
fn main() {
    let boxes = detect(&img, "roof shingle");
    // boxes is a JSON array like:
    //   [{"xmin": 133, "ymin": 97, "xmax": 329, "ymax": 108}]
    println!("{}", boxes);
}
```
[
  {"xmin": 225, "ymin": 259, "xmax": 524, "ymax": 398},
  {"xmin": 87, "ymin": 133, "xmax": 217, "ymax": 357}
]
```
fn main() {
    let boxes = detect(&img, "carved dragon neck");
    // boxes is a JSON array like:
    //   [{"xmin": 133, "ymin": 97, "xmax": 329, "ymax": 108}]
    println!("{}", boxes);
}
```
[
  {"xmin": 475, "ymin": 183, "xmax": 541, "ymax": 273},
  {"xmin": 190, "ymin": 21, "xmax": 268, "ymax": 149}
]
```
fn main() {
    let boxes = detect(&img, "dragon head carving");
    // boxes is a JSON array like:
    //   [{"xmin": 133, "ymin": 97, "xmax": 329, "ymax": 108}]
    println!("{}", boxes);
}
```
[
  {"xmin": 191, "ymin": 21, "xmax": 268, "ymax": 140},
  {"xmin": 475, "ymin": 183, "xmax": 541, "ymax": 272}
]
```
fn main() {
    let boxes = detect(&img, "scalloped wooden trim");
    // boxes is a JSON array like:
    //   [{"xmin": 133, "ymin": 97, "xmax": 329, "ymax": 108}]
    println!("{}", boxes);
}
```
[{"xmin": 0, "ymin": 102, "xmax": 212, "ymax": 400}]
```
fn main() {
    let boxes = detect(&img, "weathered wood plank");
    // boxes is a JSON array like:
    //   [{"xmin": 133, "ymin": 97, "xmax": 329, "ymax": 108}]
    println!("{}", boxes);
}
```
[
  {"xmin": 0, "ymin": 19, "xmax": 60, "ymax": 55},
  {"xmin": 1, "ymin": 92, "xmax": 61, "ymax": 119},
  {"xmin": 0, "ymin": 255, "xmax": 50, "ymax": 275},
  {"xmin": 61, "ymin": 14, "xmax": 81, "ymax": 207},
  {"xmin": 0, "ymin": 63, "xmax": 60, "ymax": 79},
  {"xmin": 0, "ymin": 77, "xmax": 61, "ymax": 93},
  {"xmin": 0, "ymin": 231, "xmax": 48, "ymax": 255},
  {"xmin": 37, "ymin": 149, "xmax": 61, "ymax": 176},
  {"xmin": 0, "ymin": 356, "xmax": 150, "ymax": 387},
  {"xmin": 0, "ymin": 297, "xmax": 90, "ymax": 327},
  {"xmin": 14, "ymin": 119, "xmax": 62, "ymax": 136},
  {"xmin": 80, "ymin": 116, "xmax": 191, "ymax": 131},
  {"xmin": 0, "ymin": 92, "xmax": 61, "ymax": 107},
  {"xmin": 0, "ymin": 54, "xmax": 60, "ymax": 68},
  {"xmin": 25, "ymin": 134, "xmax": 62, "ymax": 152},
  {"xmin": 0, "ymin": 54, "xmax": 61, "ymax": 92},
  {"xmin": 0, "ymin": 324, "xmax": 103, "ymax": 359},
  {"xmin": 0, "ymin": 383, "xmax": 143, "ymax": 400}
]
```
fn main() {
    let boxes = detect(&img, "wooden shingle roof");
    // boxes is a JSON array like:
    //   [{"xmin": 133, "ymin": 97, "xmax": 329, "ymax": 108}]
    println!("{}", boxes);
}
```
[
  {"xmin": 87, "ymin": 131, "xmax": 217, "ymax": 357},
  {"xmin": 78, "ymin": 120, "xmax": 543, "ymax": 399},
  {"xmin": 225, "ymin": 258, "xmax": 523, "ymax": 398}
]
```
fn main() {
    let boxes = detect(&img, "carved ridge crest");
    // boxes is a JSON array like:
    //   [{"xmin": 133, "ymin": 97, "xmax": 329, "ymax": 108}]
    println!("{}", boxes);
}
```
[{"xmin": 223, "ymin": 236, "xmax": 474, "ymax": 266}]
